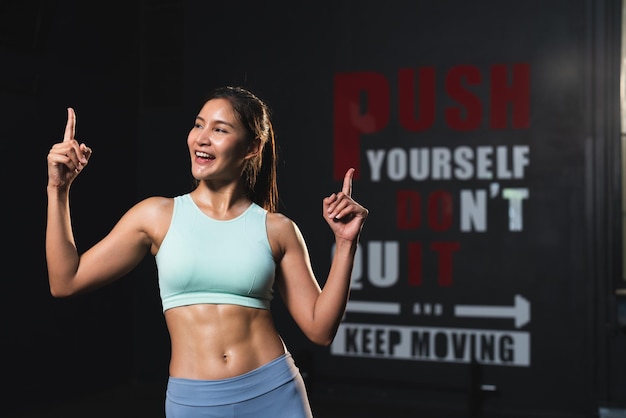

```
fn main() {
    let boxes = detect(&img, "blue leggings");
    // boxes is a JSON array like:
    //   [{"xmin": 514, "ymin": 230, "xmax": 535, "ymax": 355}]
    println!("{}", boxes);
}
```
[{"xmin": 165, "ymin": 353, "xmax": 313, "ymax": 418}]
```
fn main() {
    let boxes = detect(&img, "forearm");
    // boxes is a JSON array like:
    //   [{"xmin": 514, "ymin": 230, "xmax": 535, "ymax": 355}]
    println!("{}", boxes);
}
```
[
  {"xmin": 46, "ymin": 186, "xmax": 80, "ymax": 296},
  {"xmin": 311, "ymin": 238, "xmax": 358, "ymax": 345}
]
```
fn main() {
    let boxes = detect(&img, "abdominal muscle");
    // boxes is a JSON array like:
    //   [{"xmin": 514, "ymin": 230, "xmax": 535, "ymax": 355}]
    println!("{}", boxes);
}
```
[{"xmin": 164, "ymin": 303, "xmax": 287, "ymax": 380}]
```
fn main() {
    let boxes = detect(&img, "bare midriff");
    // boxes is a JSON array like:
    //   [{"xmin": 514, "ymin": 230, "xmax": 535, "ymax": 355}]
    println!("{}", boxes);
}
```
[{"xmin": 164, "ymin": 304, "xmax": 286, "ymax": 380}]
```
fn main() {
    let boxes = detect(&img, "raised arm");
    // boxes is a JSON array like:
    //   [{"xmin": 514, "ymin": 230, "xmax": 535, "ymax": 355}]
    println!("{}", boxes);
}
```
[
  {"xmin": 46, "ymin": 108, "xmax": 154, "ymax": 297},
  {"xmin": 274, "ymin": 168, "xmax": 368, "ymax": 346}
]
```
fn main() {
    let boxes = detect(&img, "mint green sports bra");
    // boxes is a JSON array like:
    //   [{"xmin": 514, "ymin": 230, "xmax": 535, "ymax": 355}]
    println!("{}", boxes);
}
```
[{"xmin": 156, "ymin": 194, "xmax": 276, "ymax": 312}]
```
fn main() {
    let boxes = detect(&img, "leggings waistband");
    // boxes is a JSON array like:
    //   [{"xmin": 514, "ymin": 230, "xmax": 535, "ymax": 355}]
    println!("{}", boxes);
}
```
[{"xmin": 166, "ymin": 353, "xmax": 300, "ymax": 407}]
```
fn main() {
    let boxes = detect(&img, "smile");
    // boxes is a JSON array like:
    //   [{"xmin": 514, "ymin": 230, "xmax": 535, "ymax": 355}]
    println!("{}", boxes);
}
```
[{"xmin": 195, "ymin": 151, "xmax": 215, "ymax": 159}]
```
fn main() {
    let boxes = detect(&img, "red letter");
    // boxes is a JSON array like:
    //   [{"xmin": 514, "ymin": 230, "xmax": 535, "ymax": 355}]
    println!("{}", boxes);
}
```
[
  {"xmin": 445, "ymin": 65, "xmax": 482, "ymax": 131},
  {"xmin": 398, "ymin": 67, "xmax": 436, "ymax": 131},
  {"xmin": 333, "ymin": 72, "xmax": 390, "ymax": 180},
  {"xmin": 397, "ymin": 190, "xmax": 421, "ymax": 230},
  {"xmin": 431, "ymin": 241, "xmax": 460, "ymax": 287},
  {"xmin": 408, "ymin": 242, "xmax": 422, "ymax": 286},
  {"xmin": 427, "ymin": 190, "xmax": 453, "ymax": 232},
  {"xmin": 490, "ymin": 63, "xmax": 530, "ymax": 129}
]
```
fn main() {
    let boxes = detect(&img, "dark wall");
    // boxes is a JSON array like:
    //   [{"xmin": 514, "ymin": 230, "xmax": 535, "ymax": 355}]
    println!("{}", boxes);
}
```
[
  {"xmin": 1, "ymin": 0, "xmax": 140, "ymax": 414},
  {"xmin": 2, "ymin": 1, "xmax": 624, "ymax": 417}
]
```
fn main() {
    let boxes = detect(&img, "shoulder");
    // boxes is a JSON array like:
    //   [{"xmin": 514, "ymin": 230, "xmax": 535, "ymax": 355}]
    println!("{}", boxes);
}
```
[
  {"xmin": 124, "ymin": 196, "xmax": 176, "ymax": 250},
  {"xmin": 266, "ymin": 211, "xmax": 306, "ymax": 250},
  {"xmin": 120, "ymin": 196, "xmax": 175, "ymax": 234},
  {"xmin": 130, "ymin": 196, "xmax": 175, "ymax": 217},
  {"xmin": 266, "ymin": 211, "xmax": 297, "ymax": 233}
]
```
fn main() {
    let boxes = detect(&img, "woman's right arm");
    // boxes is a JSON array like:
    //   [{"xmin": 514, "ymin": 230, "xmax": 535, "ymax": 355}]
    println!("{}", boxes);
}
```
[{"xmin": 46, "ymin": 108, "xmax": 155, "ymax": 297}]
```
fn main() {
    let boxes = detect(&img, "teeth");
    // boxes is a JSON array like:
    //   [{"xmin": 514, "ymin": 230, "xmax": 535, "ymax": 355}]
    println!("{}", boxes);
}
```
[{"xmin": 196, "ymin": 151, "xmax": 214, "ymax": 159}]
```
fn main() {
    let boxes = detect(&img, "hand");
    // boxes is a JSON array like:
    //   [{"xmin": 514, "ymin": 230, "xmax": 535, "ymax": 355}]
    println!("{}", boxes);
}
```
[
  {"xmin": 322, "ymin": 168, "xmax": 369, "ymax": 242},
  {"xmin": 47, "ymin": 107, "xmax": 92, "ymax": 189}
]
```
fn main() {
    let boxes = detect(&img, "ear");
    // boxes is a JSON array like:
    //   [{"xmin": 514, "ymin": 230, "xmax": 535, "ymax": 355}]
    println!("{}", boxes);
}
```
[{"xmin": 245, "ymin": 137, "xmax": 262, "ymax": 160}]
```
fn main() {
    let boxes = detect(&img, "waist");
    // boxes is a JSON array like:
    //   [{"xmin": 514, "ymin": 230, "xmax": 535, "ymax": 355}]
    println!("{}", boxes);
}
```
[
  {"xmin": 165, "ymin": 304, "xmax": 286, "ymax": 379},
  {"xmin": 166, "ymin": 353, "xmax": 300, "ymax": 406}
]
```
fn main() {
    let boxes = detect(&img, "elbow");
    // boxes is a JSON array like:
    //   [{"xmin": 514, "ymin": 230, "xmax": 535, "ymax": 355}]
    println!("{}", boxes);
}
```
[
  {"xmin": 309, "ymin": 331, "xmax": 337, "ymax": 347},
  {"xmin": 304, "ymin": 321, "xmax": 342, "ymax": 346},
  {"xmin": 312, "ymin": 337, "xmax": 334, "ymax": 347},
  {"xmin": 48, "ymin": 281, "xmax": 76, "ymax": 298},
  {"xmin": 49, "ymin": 285, "xmax": 69, "ymax": 298}
]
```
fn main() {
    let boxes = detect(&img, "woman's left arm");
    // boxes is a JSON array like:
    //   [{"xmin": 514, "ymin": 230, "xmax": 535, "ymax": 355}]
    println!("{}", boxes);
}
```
[{"xmin": 274, "ymin": 168, "xmax": 368, "ymax": 346}]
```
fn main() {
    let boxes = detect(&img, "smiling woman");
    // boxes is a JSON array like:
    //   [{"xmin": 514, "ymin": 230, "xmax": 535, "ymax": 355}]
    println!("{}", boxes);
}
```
[{"xmin": 45, "ymin": 85, "xmax": 368, "ymax": 417}]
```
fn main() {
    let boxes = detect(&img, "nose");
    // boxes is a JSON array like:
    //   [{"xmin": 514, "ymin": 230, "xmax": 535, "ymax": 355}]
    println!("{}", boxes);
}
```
[{"xmin": 194, "ymin": 128, "xmax": 211, "ymax": 145}]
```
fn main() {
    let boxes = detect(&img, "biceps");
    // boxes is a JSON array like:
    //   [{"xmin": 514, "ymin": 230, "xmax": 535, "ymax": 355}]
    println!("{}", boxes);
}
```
[
  {"xmin": 76, "ymin": 226, "xmax": 150, "ymax": 288},
  {"xmin": 276, "ymin": 247, "xmax": 321, "ymax": 318}
]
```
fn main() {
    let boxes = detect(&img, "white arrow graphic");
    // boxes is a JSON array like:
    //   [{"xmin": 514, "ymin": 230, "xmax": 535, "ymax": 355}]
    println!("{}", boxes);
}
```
[{"xmin": 454, "ymin": 294, "xmax": 530, "ymax": 328}]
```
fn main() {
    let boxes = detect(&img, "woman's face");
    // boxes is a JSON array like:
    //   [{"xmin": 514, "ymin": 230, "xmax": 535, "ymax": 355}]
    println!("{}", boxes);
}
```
[{"xmin": 187, "ymin": 98, "xmax": 253, "ymax": 182}]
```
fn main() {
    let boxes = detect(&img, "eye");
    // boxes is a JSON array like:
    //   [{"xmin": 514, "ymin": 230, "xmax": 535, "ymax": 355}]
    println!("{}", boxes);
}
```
[{"xmin": 193, "ymin": 122, "xmax": 203, "ymax": 129}]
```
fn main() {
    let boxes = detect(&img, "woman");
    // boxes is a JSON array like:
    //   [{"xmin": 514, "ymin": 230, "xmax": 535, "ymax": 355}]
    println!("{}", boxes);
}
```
[{"xmin": 46, "ymin": 86, "xmax": 368, "ymax": 417}]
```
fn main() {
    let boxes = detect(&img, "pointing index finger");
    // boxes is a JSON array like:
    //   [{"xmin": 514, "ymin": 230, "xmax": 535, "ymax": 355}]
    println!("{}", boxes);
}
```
[
  {"xmin": 342, "ymin": 168, "xmax": 354, "ymax": 197},
  {"xmin": 63, "ymin": 107, "xmax": 75, "ymax": 142}
]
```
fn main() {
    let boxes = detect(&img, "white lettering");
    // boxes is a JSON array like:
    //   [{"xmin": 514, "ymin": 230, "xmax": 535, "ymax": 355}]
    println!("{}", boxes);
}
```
[
  {"xmin": 502, "ymin": 188, "xmax": 529, "ymax": 231},
  {"xmin": 365, "ymin": 145, "xmax": 530, "ymax": 182},
  {"xmin": 331, "ymin": 323, "xmax": 530, "ymax": 367},
  {"xmin": 460, "ymin": 190, "xmax": 487, "ymax": 232},
  {"xmin": 366, "ymin": 149, "xmax": 386, "ymax": 181},
  {"xmin": 368, "ymin": 241, "xmax": 399, "ymax": 287}
]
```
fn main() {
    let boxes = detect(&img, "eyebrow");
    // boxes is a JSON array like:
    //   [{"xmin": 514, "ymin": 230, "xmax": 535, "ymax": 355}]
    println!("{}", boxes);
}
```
[{"xmin": 195, "ymin": 116, "xmax": 235, "ymax": 128}]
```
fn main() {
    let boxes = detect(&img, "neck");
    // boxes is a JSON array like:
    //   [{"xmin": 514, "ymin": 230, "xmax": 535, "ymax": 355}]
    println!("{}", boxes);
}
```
[{"xmin": 190, "ymin": 183, "xmax": 251, "ymax": 219}]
